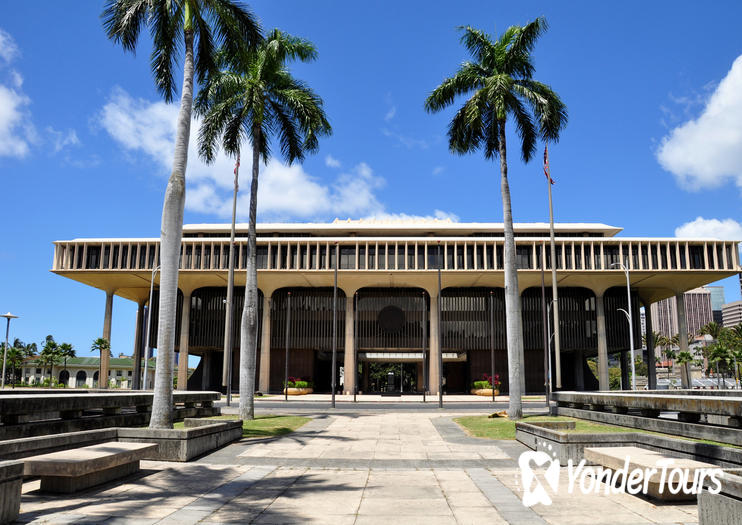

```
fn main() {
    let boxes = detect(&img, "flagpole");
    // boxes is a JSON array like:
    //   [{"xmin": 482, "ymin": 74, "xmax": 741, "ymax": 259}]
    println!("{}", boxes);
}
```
[
  {"xmin": 545, "ymin": 145, "xmax": 562, "ymax": 389},
  {"xmin": 223, "ymin": 154, "xmax": 239, "ymax": 406}
]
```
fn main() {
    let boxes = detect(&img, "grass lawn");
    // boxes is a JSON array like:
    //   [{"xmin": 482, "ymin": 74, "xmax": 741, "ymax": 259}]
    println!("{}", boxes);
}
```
[
  {"xmin": 174, "ymin": 414, "xmax": 310, "ymax": 439},
  {"xmin": 454, "ymin": 415, "xmax": 637, "ymax": 440}
]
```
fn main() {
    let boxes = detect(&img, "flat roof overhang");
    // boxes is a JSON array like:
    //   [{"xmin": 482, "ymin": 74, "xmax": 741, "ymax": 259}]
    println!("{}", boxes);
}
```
[{"xmin": 51, "ymin": 268, "xmax": 740, "ymax": 305}]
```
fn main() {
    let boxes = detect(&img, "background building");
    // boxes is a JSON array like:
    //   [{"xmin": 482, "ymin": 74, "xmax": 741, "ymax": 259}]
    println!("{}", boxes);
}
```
[
  {"xmin": 20, "ymin": 356, "xmax": 159, "ymax": 388},
  {"xmin": 704, "ymin": 285, "xmax": 726, "ymax": 325},
  {"xmin": 723, "ymin": 300, "xmax": 742, "ymax": 328},
  {"xmin": 650, "ymin": 287, "xmax": 713, "ymax": 338}
]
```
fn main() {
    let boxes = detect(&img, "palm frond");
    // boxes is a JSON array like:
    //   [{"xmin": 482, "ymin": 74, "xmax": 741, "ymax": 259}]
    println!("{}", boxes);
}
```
[
  {"xmin": 506, "ymin": 94, "xmax": 537, "ymax": 162},
  {"xmin": 102, "ymin": 0, "xmax": 149, "ymax": 52},
  {"xmin": 424, "ymin": 62, "xmax": 485, "ymax": 113},
  {"xmin": 459, "ymin": 26, "xmax": 495, "ymax": 65},
  {"xmin": 149, "ymin": 1, "xmax": 182, "ymax": 102}
]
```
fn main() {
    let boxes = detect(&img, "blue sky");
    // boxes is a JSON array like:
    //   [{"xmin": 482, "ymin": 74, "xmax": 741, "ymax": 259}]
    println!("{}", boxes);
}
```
[{"xmin": 1, "ymin": 1, "xmax": 741, "ymax": 360}]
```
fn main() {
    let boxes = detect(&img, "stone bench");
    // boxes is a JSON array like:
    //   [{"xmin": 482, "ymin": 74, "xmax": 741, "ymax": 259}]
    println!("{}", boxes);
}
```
[
  {"xmin": 0, "ymin": 460, "xmax": 23, "ymax": 524},
  {"xmin": 584, "ymin": 446, "xmax": 718, "ymax": 501},
  {"xmin": 23, "ymin": 442, "xmax": 157, "ymax": 493}
]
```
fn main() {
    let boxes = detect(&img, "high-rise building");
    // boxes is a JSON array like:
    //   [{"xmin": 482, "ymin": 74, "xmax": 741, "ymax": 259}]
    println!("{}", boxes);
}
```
[
  {"xmin": 723, "ymin": 301, "xmax": 742, "ymax": 328},
  {"xmin": 704, "ymin": 285, "xmax": 726, "ymax": 325},
  {"xmin": 651, "ymin": 287, "xmax": 713, "ymax": 338}
]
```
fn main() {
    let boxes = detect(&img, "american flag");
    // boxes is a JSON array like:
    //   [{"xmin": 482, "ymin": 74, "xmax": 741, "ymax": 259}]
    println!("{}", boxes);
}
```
[{"xmin": 544, "ymin": 145, "xmax": 554, "ymax": 185}]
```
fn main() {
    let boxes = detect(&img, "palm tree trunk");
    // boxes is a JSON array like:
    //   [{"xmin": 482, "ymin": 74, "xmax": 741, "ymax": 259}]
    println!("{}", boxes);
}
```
[
  {"xmin": 497, "ymin": 118, "xmax": 523, "ymax": 419},
  {"xmin": 239, "ymin": 131, "xmax": 261, "ymax": 420},
  {"xmin": 149, "ymin": 27, "xmax": 194, "ymax": 429}
]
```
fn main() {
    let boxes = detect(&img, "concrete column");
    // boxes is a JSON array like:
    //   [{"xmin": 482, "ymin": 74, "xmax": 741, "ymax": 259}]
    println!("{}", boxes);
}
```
[
  {"xmin": 574, "ymin": 350, "xmax": 585, "ymax": 390},
  {"xmin": 620, "ymin": 351, "xmax": 629, "ymax": 390},
  {"xmin": 201, "ymin": 352, "xmax": 212, "ymax": 391},
  {"xmin": 644, "ymin": 302, "xmax": 657, "ymax": 390},
  {"xmin": 101, "ymin": 290, "xmax": 114, "ymax": 389},
  {"xmin": 177, "ymin": 292, "xmax": 191, "ymax": 390},
  {"xmin": 132, "ymin": 300, "xmax": 145, "ymax": 390},
  {"xmin": 596, "ymin": 292, "xmax": 609, "ymax": 390},
  {"xmin": 258, "ymin": 293, "xmax": 272, "ymax": 393},
  {"xmin": 676, "ymin": 292, "xmax": 690, "ymax": 388},
  {"xmin": 343, "ymin": 293, "xmax": 356, "ymax": 394},
  {"xmin": 429, "ymin": 292, "xmax": 441, "ymax": 395}
]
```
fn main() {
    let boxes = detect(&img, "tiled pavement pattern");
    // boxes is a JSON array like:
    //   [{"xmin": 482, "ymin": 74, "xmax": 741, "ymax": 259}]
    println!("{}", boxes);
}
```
[{"xmin": 17, "ymin": 412, "xmax": 699, "ymax": 524}]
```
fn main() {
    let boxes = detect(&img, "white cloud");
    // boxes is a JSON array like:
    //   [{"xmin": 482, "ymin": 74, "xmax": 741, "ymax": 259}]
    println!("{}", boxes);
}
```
[
  {"xmin": 657, "ymin": 55, "xmax": 742, "ymax": 191},
  {"xmin": 46, "ymin": 127, "xmax": 80, "ymax": 153},
  {"xmin": 325, "ymin": 154, "xmax": 341, "ymax": 168},
  {"xmin": 675, "ymin": 217, "xmax": 742, "ymax": 240},
  {"xmin": 381, "ymin": 127, "xmax": 428, "ymax": 149},
  {"xmin": 432, "ymin": 166, "xmax": 445, "ymax": 176},
  {"xmin": 0, "ymin": 29, "xmax": 19, "ymax": 65},
  {"xmin": 99, "ymin": 88, "xmax": 391, "ymax": 220},
  {"xmin": 384, "ymin": 106, "xmax": 396, "ymax": 122},
  {"xmin": 364, "ymin": 210, "xmax": 460, "ymax": 222},
  {"xmin": 0, "ymin": 29, "xmax": 36, "ymax": 158},
  {"xmin": 9, "ymin": 70, "xmax": 22, "ymax": 88},
  {"xmin": 0, "ymin": 84, "xmax": 34, "ymax": 157}
]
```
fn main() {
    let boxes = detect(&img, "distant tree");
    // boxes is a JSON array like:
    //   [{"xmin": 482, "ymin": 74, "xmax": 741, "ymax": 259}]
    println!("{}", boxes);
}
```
[
  {"xmin": 58, "ymin": 343, "xmax": 76, "ymax": 386},
  {"xmin": 700, "ymin": 321, "xmax": 722, "ymax": 341},
  {"xmin": 91, "ymin": 338, "xmax": 111, "ymax": 387},
  {"xmin": 676, "ymin": 351, "xmax": 693, "ymax": 388},
  {"xmin": 36, "ymin": 336, "xmax": 62, "ymax": 386}
]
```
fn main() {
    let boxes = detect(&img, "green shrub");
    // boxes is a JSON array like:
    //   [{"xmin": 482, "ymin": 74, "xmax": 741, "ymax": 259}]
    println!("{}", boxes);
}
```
[{"xmin": 472, "ymin": 380, "xmax": 491, "ymax": 389}]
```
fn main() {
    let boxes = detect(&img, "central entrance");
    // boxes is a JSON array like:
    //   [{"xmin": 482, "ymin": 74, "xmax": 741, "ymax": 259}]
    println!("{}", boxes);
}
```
[
  {"xmin": 355, "ymin": 287, "xmax": 429, "ymax": 394},
  {"xmin": 363, "ymin": 362, "xmax": 419, "ymax": 394}
]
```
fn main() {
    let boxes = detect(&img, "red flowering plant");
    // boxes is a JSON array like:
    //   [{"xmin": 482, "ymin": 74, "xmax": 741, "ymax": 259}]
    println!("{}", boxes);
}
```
[
  {"xmin": 284, "ymin": 376, "xmax": 313, "ymax": 388},
  {"xmin": 472, "ymin": 373, "xmax": 501, "ymax": 389}
]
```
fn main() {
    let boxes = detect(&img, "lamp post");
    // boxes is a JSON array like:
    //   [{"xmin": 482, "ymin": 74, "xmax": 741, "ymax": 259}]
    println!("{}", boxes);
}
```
[
  {"xmin": 142, "ymin": 265, "xmax": 160, "ymax": 390},
  {"xmin": 612, "ymin": 259, "xmax": 636, "ymax": 390},
  {"xmin": 1, "ymin": 312, "xmax": 18, "ymax": 389}
]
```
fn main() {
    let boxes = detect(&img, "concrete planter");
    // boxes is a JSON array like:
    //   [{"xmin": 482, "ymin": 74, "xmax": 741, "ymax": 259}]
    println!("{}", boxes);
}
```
[
  {"xmin": 0, "ymin": 460, "xmax": 23, "ymax": 525},
  {"xmin": 283, "ymin": 388, "xmax": 313, "ymax": 396},
  {"xmin": 699, "ymin": 471, "xmax": 742, "ymax": 524},
  {"xmin": 117, "ymin": 419, "xmax": 242, "ymax": 462},
  {"xmin": 470, "ymin": 388, "xmax": 499, "ymax": 397}
]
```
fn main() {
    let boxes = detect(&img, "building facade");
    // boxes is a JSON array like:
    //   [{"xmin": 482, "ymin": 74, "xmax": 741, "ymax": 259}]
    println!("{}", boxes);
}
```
[
  {"xmin": 650, "ymin": 287, "xmax": 714, "ymax": 339},
  {"xmin": 20, "ymin": 356, "xmax": 157, "ymax": 388},
  {"xmin": 723, "ymin": 301, "xmax": 742, "ymax": 328},
  {"xmin": 51, "ymin": 220, "xmax": 741, "ymax": 394},
  {"xmin": 704, "ymin": 285, "xmax": 726, "ymax": 325}
]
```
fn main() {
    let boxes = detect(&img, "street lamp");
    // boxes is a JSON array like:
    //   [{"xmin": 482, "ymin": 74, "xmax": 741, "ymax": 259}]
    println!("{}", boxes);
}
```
[
  {"xmin": 1, "ymin": 312, "xmax": 18, "ymax": 389},
  {"xmin": 611, "ymin": 259, "xmax": 636, "ymax": 390},
  {"xmin": 142, "ymin": 265, "xmax": 160, "ymax": 390}
]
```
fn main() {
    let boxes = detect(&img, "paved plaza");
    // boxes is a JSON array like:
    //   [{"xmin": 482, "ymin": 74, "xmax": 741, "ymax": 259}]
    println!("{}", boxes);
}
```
[{"xmin": 16, "ymin": 409, "xmax": 700, "ymax": 525}]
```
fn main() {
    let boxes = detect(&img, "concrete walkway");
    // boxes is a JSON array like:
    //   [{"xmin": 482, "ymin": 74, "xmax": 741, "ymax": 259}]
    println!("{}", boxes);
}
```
[{"xmin": 17, "ymin": 410, "xmax": 699, "ymax": 525}]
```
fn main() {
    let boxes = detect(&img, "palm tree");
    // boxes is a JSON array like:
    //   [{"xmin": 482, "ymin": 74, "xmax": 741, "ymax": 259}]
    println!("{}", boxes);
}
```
[
  {"xmin": 709, "ymin": 343, "xmax": 731, "ymax": 389},
  {"xmin": 37, "ymin": 336, "xmax": 62, "ymax": 386},
  {"xmin": 102, "ymin": 0, "xmax": 261, "ymax": 428},
  {"xmin": 58, "ymin": 343, "xmax": 76, "ymax": 387},
  {"xmin": 6, "ymin": 344, "xmax": 25, "ymax": 386},
  {"xmin": 91, "ymin": 338, "xmax": 111, "ymax": 388},
  {"xmin": 700, "ymin": 321, "xmax": 722, "ymax": 341},
  {"xmin": 676, "ymin": 351, "xmax": 693, "ymax": 389},
  {"xmin": 196, "ymin": 29, "xmax": 331, "ymax": 420},
  {"xmin": 424, "ymin": 18, "xmax": 567, "ymax": 419}
]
